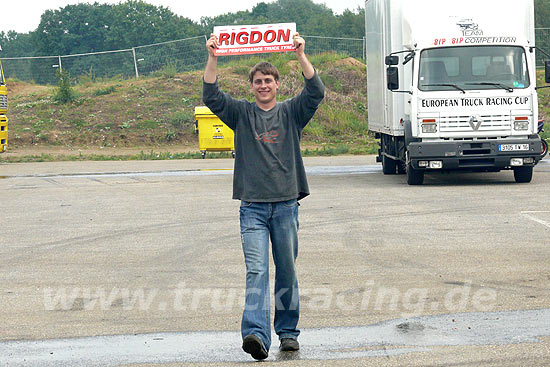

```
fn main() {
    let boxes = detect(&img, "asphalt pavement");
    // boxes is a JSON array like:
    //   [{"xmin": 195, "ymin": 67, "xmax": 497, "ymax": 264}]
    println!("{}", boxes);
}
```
[{"xmin": 1, "ymin": 155, "xmax": 549, "ymax": 366}]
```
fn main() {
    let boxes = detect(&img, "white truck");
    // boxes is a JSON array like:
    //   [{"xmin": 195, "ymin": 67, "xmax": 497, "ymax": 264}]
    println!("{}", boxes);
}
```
[{"xmin": 365, "ymin": 0, "xmax": 548, "ymax": 184}]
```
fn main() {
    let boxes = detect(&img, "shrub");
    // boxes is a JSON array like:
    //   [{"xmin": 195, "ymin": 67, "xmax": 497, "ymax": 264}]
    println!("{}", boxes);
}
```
[
  {"xmin": 93, "ymin": 86, "xmax": 116, "ymax": 96},
  {"xmin": 53, "ymin": 69, "xmax": 76, "ymax": 104},
  {"xmin": 154, "ymin": 63, "xmax": 178, "ymax": 79}
]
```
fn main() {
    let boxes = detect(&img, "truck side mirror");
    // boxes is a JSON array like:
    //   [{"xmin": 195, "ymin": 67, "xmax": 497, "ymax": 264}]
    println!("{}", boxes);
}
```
[
  {"xmin": 546, "ymin": 61, "xmax": 550, "ymax": 84},
  {"xmin": 387, "ymin": 67, "xmax": 399, "ymax": 90},
  {"xmin": 385, "ymin": 56, "xmax": 399, "ymax": 66}
]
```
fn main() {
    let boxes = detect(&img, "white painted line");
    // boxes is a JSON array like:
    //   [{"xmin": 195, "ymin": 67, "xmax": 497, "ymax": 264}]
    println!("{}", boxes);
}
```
[{"xmin": 521, "ymin": 211, "xmax": 550, "ymax": 229}]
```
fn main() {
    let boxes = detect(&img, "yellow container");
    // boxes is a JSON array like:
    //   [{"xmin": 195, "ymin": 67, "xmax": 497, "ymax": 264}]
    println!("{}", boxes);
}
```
[
  {"xmin": 194, "ymin": 106, "xmax": 235, "ymax": 159},
  {"xmin": 0, "ymin": 115, "xmax": 7, "ymax": 153}
]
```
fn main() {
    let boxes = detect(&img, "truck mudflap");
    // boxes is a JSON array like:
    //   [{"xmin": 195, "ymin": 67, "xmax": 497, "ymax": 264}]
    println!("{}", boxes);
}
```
[{"xmin": 407, "ymin": 137, "xmax": 543, "ymax": 170}]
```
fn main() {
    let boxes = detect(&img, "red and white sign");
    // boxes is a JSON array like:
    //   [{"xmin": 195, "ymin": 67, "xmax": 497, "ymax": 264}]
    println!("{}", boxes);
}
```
[{"xmin": 213, "ymin": 23, "xmax": 296, "ymax": 56}]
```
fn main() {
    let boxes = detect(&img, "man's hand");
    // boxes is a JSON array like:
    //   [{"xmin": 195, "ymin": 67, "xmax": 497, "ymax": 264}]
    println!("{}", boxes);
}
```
[
  {"xmin": 293, "ymin": 33, "xmax": 314, "ymax": 79},
  {"xmin": 204, "ymin": 33, "xmax": 219, "ymax": 83},
  {"xmin": 293, "ymin": 33, "xmax": 305, "ymax": 57},
  {"xmin": 206, "ymin": 34, "xmax": 219, "ymax": 57}
]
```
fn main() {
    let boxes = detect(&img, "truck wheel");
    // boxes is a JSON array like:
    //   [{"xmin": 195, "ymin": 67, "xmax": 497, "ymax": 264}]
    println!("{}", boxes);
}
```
[
  {"xmin": 541, "ymin": 139, "xmax": 548, "ymax": 158},
  {"xmin": 513, "ymin": 166, "xmax": 533, "ymax": 183},
  {"xmin": 382, "ymin": 154, "xmax": 397, "ymax": 174},
  {"xmin": 397, "ymin": 161, "xmax": 406, "ymax": 174},
  {"xmin": 406, "ymin": 163, "xmax": 424, "ymax": 185}
]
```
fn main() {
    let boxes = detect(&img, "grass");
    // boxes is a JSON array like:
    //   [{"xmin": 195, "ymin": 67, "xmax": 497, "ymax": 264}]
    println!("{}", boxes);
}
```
[
  {"xmin": 0, "ymin": 150, "xmax": 231, "ymax": 163},
  {"xmin": 93, "ymin": 85, "xmax": 117, "ymax": 96},
  {"xmin": 153, "ymin": 63, "xmax": 178, "ymax": 79},
  {"xmin": 4, "ymin": 52, "xmax": 372, "ymax": 161},
  {"xmin": 168, "ymin": 110, "xmax": 195, "ymax": 129},
  {"xmin": 319, "ymin": 74, "xmax": 343, "ymax": 93}
]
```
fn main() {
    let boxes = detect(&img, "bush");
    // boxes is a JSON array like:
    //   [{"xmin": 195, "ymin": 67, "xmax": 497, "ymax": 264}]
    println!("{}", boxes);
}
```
[
  {"xmin": 53, "ymin": 69, "xmax": 76, "ymax": 104},
  {"xmin": 93, "ymin": 86, "xmax": 116, "ymax": 96},
  {"xmin": 153, "ymin": 63, "xmax": 178, "ymax": 79}
]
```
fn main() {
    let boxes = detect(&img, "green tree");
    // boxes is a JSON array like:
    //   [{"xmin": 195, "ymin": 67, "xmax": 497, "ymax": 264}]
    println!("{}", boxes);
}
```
[
  {"xmin": 104, "ymin": 0, "xmax": 201, "ymax": 50},
  {"xmin": 535, "ymin": 0, "xmax": 550, "ymax": 28},
  {"xmin": 33, "ymin": 3, "xmax": 115, "ymax": 55},
  {"xmin": 0, "ymin": 31, "xmax": 35, "ymax": 57},
  {"xmin": 32, "ymin": 1, "xmax": 202, "ymax": 56},
  {"xmin": 336, "ymin": 8, "xmax": 365, "ymax": 38},
  {"xmin": 200, "ymin": 0, "xmax": 363, "ymax": 38}
]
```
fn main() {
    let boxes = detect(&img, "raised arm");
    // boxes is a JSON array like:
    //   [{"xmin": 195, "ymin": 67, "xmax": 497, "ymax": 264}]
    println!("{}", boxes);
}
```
[
  {"xmin": 202, "ymin": 33, "xmax": 242, "ymax": 130},
  {"xmin": 293, "ymin": 33, "xmax": 314, "ymax": 79},
  {"xmin": 287, "ymin": 33, "xmax": 324, "ymax": 128},
  {"xmin": 204, "ymin": 34, "xmax": 218, "ymax": 83}
]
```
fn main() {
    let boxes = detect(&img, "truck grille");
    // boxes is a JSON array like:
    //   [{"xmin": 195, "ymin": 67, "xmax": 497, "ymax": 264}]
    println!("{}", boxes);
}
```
[
  {"xmin": 0, "ymin": 95, "xmax": 7, "ymax": 110},
  {"xmin": 439, "ymin": 114, "xmax": 510, "ymax": 133}
]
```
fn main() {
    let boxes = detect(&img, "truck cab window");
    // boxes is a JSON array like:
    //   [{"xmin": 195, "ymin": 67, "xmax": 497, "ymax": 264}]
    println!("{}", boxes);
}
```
[{"xmin": 419, "ymin": 46, "xmax": 530, "ymax": 91}]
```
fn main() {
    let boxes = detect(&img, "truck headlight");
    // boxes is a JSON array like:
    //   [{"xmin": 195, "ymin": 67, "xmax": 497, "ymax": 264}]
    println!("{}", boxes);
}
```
[
  {"xmin": 510, "ymin": 158, "xmax": 523, "ymax": 166},
  {"xmin": 429, "ymin": 161, "xmax": 443, "ymax": 169},
  {"xmin": 513, "ymin": 120, "xmax": 529, "ymax": 131},
  {"xmin": 422, "ymin": 123, "xmax": 437, "ymax": 133}
]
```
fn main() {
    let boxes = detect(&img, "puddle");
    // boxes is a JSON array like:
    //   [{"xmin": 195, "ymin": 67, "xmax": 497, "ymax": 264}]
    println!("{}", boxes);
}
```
[{"xmin": 1, "ymin": 308, "xmax": 548, "ymax": 366}]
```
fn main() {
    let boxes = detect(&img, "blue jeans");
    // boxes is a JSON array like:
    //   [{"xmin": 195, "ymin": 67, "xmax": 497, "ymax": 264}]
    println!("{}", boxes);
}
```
[{"xmin": 239, "ymin": 199, "xmax": 300, "ymax": 351}]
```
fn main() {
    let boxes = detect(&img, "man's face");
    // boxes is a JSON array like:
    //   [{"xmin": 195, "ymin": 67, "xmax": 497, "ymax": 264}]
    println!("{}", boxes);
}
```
[{"xmin": 250, "ymin": 72, "xmax": 280, "ymax": 106}]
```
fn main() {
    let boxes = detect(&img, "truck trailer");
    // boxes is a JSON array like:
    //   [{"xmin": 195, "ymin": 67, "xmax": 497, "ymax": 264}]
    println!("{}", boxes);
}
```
[{"xmin": 365, "ymin": 0, "xmax": 548, "ymax": 184}]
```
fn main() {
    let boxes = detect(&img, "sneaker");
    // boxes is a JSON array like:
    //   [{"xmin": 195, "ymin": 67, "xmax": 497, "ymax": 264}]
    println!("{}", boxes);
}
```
[
  {"xmin": 242, "ymin": 334, "xmax": 268, "ymax": 360},
  {"xmin": 280, "ymin": 338, "xmax": 299, "ymax": 351}
]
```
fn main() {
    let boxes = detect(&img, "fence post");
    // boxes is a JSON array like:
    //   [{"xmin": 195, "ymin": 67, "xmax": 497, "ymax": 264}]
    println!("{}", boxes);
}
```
[
  {"xmin": 58, "ymin": 56, "xmax": 62, "ymax": 72},
  {"xmin": 363, "ymin": 37, "xmax": 366, "ymax": 61},
  {"xmin": 132, "ymin": 48, "xmax": 139, "ymax": 78}
]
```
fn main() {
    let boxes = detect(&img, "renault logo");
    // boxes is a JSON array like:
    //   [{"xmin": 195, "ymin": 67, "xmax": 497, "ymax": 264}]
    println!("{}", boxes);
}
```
[{"xmin": 469, "ymin": 115, "xmax": 483, "ymax": 131}]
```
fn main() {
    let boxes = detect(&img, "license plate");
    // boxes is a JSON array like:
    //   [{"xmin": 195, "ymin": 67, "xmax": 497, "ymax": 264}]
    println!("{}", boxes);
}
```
[{"xmin": 498, "ymin": 144, "xmax": 529, "ymax": 152}]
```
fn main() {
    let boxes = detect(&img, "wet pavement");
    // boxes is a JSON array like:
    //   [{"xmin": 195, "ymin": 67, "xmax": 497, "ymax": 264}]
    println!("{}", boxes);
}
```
[
  {"xmin": 1, "ymin": 308, "xmax": 549, "ymax": 366},
  {"xmin": 0, "ymin": 309, "xmax": 550, "ymax": 366}
]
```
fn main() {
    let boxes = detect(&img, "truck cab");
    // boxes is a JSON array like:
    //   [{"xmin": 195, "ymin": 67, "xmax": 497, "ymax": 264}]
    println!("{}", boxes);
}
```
[
  {"xmin": 0, "ymin": 59, "xmax": 7, "ymax": 153},
  {"xmin": 366, "ymin": 0, "xmax": 546, "ymax": 184}
]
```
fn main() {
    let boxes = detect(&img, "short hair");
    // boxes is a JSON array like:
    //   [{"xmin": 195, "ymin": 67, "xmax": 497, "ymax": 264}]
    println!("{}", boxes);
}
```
[{"xmin": 248, "ymin": 62, "xmax": 280, "ymax": 83}]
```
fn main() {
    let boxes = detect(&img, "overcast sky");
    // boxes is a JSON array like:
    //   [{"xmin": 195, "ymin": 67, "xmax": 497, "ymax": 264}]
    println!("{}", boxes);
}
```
[{"xmin": 2, "ymin": 0, "xmax": 365, "ymax": 34}]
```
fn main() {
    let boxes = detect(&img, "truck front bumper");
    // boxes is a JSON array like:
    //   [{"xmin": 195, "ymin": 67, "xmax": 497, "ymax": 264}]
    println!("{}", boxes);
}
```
[{"xmin": 408, "ymin": 137, "xmax": 543, "ymax": 171}]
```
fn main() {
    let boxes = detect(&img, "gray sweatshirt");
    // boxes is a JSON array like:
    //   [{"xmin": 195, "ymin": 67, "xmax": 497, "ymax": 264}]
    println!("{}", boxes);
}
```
[{"xmin": 202, "ymin": 71, "xmax": 324, "ymax": 202}]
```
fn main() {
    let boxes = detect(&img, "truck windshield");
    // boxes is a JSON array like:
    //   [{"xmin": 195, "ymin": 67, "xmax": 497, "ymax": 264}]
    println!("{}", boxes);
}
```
[{"xmin": 418, "ymin": 46, "xmax": 530, "ymax": 92}]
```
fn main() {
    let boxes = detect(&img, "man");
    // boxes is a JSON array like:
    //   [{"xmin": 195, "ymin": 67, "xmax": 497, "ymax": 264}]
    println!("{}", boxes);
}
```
[{"xmin": 203, "ymin": 32, "xmax": 324, "ymax": 360}]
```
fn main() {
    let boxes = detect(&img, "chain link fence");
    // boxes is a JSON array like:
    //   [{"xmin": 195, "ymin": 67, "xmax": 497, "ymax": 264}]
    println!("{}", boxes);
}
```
[
  {"xmin": 4, "ymin": 29, "xmax": 548, "ymax": 85},
  {"xmin": 535, "ymin": 28, "xmax": 550, "ymax": 66},
  {"xmin": 0, "ymin": 35, "xmax": 365, "ymax": 85}
]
